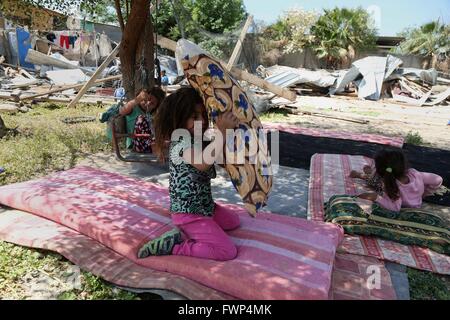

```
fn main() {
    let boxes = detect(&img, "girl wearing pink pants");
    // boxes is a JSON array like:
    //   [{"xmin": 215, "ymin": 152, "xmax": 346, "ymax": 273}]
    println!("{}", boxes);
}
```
[{"xmin": 138, "ymin": 87, "xmax": 240, "ymax": 261}]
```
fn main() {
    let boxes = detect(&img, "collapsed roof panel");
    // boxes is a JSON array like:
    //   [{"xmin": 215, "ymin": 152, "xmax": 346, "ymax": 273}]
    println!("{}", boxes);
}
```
[{"xmin": 265, "ymin": 65, "xmax": 337, "ymax": 88}]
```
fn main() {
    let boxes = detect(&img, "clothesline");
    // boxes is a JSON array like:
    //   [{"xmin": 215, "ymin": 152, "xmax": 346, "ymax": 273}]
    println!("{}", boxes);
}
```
[{"xmin": 4, "ymin": 25, "xmax": 114, "ymax": 69}]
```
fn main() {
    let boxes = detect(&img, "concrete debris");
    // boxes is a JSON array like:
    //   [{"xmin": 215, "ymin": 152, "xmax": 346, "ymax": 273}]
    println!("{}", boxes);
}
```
[{"xmin": 0, "ymin": 25, "xmax": 448, "ymax": 109}]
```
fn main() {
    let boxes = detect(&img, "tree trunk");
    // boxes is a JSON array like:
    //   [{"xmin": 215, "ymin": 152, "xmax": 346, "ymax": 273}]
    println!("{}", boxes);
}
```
[
  {"xmin": 118, "ymin": 0, "xmax": 155, "ymax": 99},
  {"xmin": 0, "ymin": 115, "xmax": 6, "ymax": 139}
]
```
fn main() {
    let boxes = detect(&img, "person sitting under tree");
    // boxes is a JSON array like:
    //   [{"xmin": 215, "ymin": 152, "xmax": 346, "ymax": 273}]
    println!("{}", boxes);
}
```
[{"xmin": 119, "ymin": 87, "xmax": 166, "ymax": 153}]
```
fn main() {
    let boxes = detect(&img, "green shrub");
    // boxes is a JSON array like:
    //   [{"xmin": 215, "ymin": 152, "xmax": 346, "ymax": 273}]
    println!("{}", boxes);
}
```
[{"xmin": 405, "ymin": 131, "xmax": 424, "ymax": 145}]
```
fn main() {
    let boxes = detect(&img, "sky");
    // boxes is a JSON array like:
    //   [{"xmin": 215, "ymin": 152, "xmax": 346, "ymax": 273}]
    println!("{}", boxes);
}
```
[{"xmin": 243, "ymin": 0, "xmax": 450, "ymax": 36}]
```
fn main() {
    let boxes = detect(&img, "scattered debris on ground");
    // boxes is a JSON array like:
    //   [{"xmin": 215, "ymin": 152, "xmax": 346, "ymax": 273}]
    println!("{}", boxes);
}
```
[{"xmin": 257, "ymin": 55, "xmax": 450, "ymax": 109}]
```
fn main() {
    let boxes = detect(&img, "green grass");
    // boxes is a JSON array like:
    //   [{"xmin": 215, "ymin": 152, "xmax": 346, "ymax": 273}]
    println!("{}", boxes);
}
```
[
  {"xmin": 408, "ymin": 268, "xmax": 450, "ymax": 300},
  {"xmin": 1, "ymin": 103, "xmax": 449, "ymax": 300},
  {"xmin": 405, "ymin": 131, "xmax": 425, "ymax": 146},
  {"xmin": 0, "ymin": 103, "xmax": 110, "ymax": 186},
  {"xmin": 259, "ymin": 108, "xmax": 291, "ymax": 122},
  {"xmin": 0, "ymin": 241, "xmax": 142, "ymax": 300},
  {"xmin": 0, "ymin": 103, "xmax": 145, "ymax": 300}
]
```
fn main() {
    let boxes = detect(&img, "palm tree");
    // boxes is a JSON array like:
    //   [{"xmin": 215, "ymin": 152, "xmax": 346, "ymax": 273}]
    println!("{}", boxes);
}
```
[
  {"xmin": 396, "ymin": 21, "xmax": 450, "ymax": 68},
  {"xmin": 311, "ymin": 7, "xmax": 377, "ymax": 69}
]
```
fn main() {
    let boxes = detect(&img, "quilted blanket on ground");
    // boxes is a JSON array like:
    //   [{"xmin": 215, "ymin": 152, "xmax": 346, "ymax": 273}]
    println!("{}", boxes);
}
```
[
  {"xmin": 0, "ymin": 166, "xmax": 344, "ymax": 300},
  {"xmin": 308, "ymin": 153, "xmax": 450, "ymax": 275}
]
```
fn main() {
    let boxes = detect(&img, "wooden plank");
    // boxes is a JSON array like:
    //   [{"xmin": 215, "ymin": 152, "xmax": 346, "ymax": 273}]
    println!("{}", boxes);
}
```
[
  {"xmin": 6, "ymin": 80, "xmax": 40, "ymax": 89},
  {"xmin": 30, "ymin": 95, "xmax": 117, "ymax": 104},
  {"xmin": 281, "ymin": 106, "xmax": 369, "ymax": 124},
  {"xmin": 154, "ymin": 34, "xmax": 296, "ymax": 101},
  {"xmin": 25, "ymin": 49, "xmax": 94, "ymax": 75},
  {"xmin": 155, "ymin": 34, "xmax": 177, "ymax": 51},
  {"xmin": 226, "ymin": 15, "xmax": 253, "ymax": 71},
  {"xmin": 19, "ymin": 75, "xmax": 122, "ymax": 101},
  {"xmin": 225, "ymin": 65, "xmax": 296, "ymax": 101},
  {"xmin": 67, "ymin": 43, "xmax": 121, "ymax": 108}
]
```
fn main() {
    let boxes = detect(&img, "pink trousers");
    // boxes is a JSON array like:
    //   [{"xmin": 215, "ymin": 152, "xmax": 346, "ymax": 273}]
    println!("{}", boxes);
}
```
[{"xmin": 171, "ymin": 203, "xmax": 240, "ymax": 261}]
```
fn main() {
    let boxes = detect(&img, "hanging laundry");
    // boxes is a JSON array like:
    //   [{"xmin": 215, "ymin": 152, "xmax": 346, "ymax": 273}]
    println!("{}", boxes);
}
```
[
  {"xmin": 60, "ymin": 35, "xmax": 70, "ymax": 49},
  {"xmin": 46, "ymin": 33, "xmax": 56, "ymax": 43},
  {"xmin": 69, "ymin": 35, "xmax": 78, "ymax": 49}
]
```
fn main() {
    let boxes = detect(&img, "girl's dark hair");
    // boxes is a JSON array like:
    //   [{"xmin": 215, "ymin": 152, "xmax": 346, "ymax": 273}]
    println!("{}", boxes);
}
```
[
  {"xmin": 148, "ymin": 86, "xmax": 166, "ymax": 103},
  {"xmin": 147, "ymin": 86, "xmax": 166, "ymax": 114},
  {"xmin": 374, "ymin": 149, "xmax": 408, "ymax": 200},
  {"xmin": 153, "ymin": 87, "xmax": 204, "ymax": 161}
]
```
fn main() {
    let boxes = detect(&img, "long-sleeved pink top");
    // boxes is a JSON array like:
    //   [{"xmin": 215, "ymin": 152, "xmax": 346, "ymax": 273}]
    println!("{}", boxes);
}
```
[{"xmin": 376, "ymin": 169, "xmax": 443, "ymax": 212}]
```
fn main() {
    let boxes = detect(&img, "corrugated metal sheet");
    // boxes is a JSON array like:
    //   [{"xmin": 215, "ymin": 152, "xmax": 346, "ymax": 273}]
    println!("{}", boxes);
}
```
[
  {"xmin": 265, "ymin": 72, "xmax": 306, "ymax": 88},
  {"xmin": 264, "ymin": 66, "xmax": 337, "ymax": 88}
]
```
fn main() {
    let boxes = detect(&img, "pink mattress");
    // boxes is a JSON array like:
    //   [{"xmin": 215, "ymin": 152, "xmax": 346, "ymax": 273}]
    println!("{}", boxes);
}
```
[
  {"xmin": 0, "ymin": 208, "xmax": 396, "ymax": 300},
  {"xmin": 308, "ymin": 153, "xmax": 450, "ymax": 275},
  {"xmin": 263, "ymin": 123, "xmax": 404, "ymax": 148},
  {"xmin": 0, "ymin": 166, "xmax": 344, "ymax": 300}
]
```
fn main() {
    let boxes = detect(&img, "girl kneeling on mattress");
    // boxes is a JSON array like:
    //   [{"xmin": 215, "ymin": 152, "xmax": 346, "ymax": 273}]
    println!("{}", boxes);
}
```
[
  {"xmin": 350, "ymin": 149, "xmax": 443, "ymax": 212},
  {"xmin": 138, "ymin": 87, "xmax": 241, "ymax": 261}
]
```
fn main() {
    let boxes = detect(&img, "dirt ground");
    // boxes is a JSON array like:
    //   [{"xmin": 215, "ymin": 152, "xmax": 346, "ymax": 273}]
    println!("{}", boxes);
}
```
[{"xmin": 270, "ymin": 95, "xmax": 450, "ymax": 150}]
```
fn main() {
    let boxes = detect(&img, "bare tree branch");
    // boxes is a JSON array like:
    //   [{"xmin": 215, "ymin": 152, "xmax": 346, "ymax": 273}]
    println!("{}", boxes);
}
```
[{"xmin": 114, "ymin": 0, "xmax": 125, "ymax": 31}]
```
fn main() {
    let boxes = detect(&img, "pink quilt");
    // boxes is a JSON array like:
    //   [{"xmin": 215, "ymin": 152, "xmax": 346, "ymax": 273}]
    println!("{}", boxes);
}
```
[
  {"xmin": 308, "ymin": 153, "xmax": 450, "ymax": 275},
  {"xmin": 263, "ymin": 123, "xmax": 404, "ymax": 148},
  {"xmin": 0, "ymin": 209, "xmax": 396, "ymax": 300},
  {"xmin": 0, "ymin": 166, "xmax": 344, "ymax": 300}
]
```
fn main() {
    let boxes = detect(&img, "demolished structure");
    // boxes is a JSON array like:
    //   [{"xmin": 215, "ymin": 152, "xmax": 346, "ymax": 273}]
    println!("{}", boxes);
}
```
[{"xmin": 264, "ymin": 55, "xmax": 450, "ymax": 107}]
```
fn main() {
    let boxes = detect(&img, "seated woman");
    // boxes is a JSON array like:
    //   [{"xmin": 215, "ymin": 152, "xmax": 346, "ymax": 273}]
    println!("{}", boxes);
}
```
[{"xmin": 119, "ymin": 87, "xmax": 166, "ymax": 153}]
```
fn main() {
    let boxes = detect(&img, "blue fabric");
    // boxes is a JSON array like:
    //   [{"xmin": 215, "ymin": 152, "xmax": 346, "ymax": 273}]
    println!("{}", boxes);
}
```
[
  {"xmin": 16, "ymin": 28, "xmax": 34, "ymax": 69},
  {"xmin": 161, "ymin": 75, "xmax": 169, "ymax": 86},
  {"xmin": 114, "ymin": 88, "xmax": 126, "ymax": 98},
  {"xmin": 100, "ymin": 104, "xmax": 120, "ymax": 123}
]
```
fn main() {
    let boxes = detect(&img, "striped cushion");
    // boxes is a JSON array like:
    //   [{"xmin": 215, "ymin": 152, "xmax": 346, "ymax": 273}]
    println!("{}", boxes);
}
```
[{"xmin": 0, "ymin": 166, "xmax": 344, "ymax": 300}]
